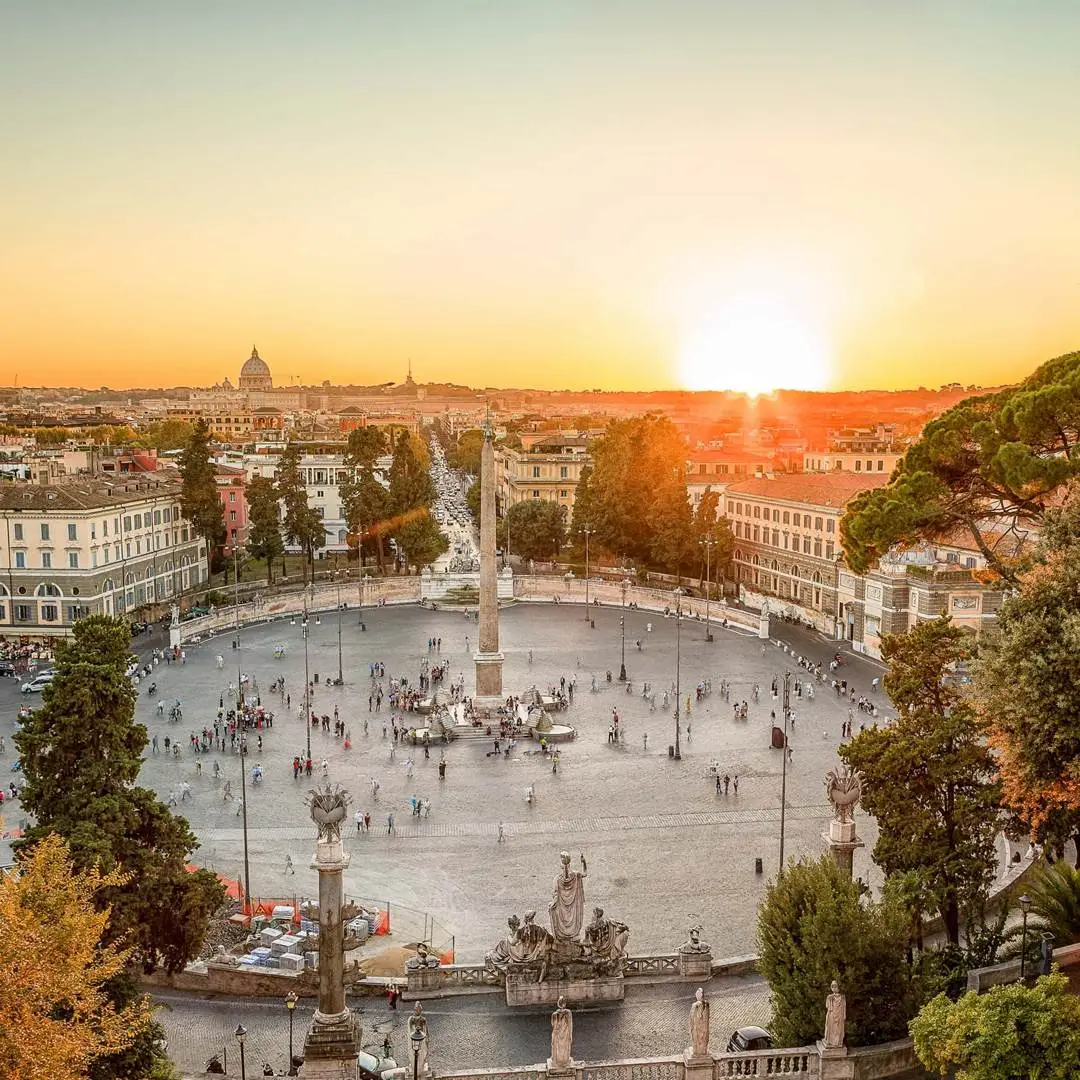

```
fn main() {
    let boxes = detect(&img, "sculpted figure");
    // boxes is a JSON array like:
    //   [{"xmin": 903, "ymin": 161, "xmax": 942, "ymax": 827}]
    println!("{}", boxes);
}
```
[
  {"xmin": 688, "ymin": 987, "xmax": 710, "ymax": 1058},
  {"xmin": 408, "ymin": 1002, "xmax": 428, "ymax": 1077},
  {"xmin": 682, "ymin": 925, "xmax": 710, "ymax": 953},
  {"xmin": 516, "ymin": 909, "xmax": 554, "ymax": 982},
  {"xmin": 824, "ymin": 980, "xmax": 846, "ymax": 1049},
  {"xmin": 550, "ymin": 995, "xmax": 573, "ymax": 1069},
  {"xmin": 584, "ymin": 906, "xmax": 629, "ymax": 963},
  {"xmin": 484, "ymin": 914, "xmax": 521, "ymax": 974},
  {"xmin": 549, "ymin": 851, "xmax": 588, "ymax": 941}
]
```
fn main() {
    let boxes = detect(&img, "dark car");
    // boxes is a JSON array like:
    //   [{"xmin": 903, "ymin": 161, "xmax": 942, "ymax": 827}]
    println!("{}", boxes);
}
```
[
  {"xmin": 726, "ymin": 1027, "xmax": 773, "ymax": 1053},
  {"xmin": 0, "ymin": 662, "xmax": 18, "ymax": 678}
]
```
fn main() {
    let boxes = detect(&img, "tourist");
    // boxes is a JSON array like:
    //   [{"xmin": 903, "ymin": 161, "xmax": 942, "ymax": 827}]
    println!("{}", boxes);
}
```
[{"xmin": 285, "ymin": 854, "xmax": 295, "ymax": 875}]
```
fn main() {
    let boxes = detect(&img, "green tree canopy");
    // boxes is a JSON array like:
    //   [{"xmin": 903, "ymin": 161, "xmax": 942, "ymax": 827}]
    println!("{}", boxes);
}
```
[
  {"xmin": 466, "ymin": 478, "xmax": 481, "ymax": 522},
  {"xmin": 976, "ymin": 481, "xmax": 1080, "ymax": 855},
  {"xmin": 447, "ymin": 429, "xmax": 484, "ymax": 475},
  {"xmin": 841, "ymin": 350, "xmax": 1080, "ymax": 586},
  {"xmin": 340, "ymin": 427, "xmax": 392, "ymax": 572},
  {"xmin": 393, "ymin": 510, "xmax": 449, "ymax": 571},
  {"xmin": 692, "ymin": 489, "xmax": 735, "ymax": 585},
  {"xmin": 13, "ymin": 616, "xmax": 225, "ymax": 976},
  {"xmin": 506, "ymin": 500, "xmax": 567, "ymax": 561},
  {"xmin": 757, "ymin": 855, "xmax": 923, "ymax": 1047},
  {"xmin": 135, "ymin": 418, "xmax": 194, "ymax": 452},
  {"xmin": 388, "ymin": 430, "xmax": 436, "ymax": 513},
  {"xmin": 911, "ymin": 972, "xmax": 1080, "ymax": 1080},
  {"xmin": 178, "ymin": 418, "xmax": 225, "ymax": 558},
  {"xmin": 274, "ymin": 444, "xmax": 325, "ymax": 578},
  {"xmin": 840, "ymin": 617, "xmax": 1001, "ymax": 945},
  {"xmin": 244, "ymin": 475, "xmax": 284, "ymax": 584}
]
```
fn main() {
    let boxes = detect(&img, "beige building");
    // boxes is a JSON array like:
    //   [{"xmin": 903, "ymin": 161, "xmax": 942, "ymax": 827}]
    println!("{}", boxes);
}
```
[
  {"xmin": 0, "ymin": 479, "xmax": 208, "ymax": 636},
  {"xmin": 495, "ymin": 435, "xmax": 592, "ymax": 514},
  {"xmin": 802, "ymin": 449, "xmax": 903, "ymax": 475}
]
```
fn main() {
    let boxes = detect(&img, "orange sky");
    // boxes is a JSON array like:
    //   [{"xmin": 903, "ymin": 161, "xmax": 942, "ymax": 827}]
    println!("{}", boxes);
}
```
[{"xmin": 1, "ymin": 3, "xmax": 1079, "ymax": 392}]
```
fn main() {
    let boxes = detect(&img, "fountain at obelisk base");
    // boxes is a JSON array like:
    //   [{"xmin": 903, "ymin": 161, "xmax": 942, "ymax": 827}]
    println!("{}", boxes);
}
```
[
  {"xmin": 473, "ymin": 419, "xmax": 505, "ymax": 711},
  {"xmin": 302, "ymin": 785, "xmax": 361, "ymax": 1079}
]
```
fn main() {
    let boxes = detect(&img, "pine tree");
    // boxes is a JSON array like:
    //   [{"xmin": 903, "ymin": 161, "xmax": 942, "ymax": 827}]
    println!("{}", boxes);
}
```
[
  {"xmin": 244, "ymin": 475, "xmax": 284, "ymax": 584},
  {"xmin": 178, "ymin": 418, "xmax": 225, "ymax": 564}
]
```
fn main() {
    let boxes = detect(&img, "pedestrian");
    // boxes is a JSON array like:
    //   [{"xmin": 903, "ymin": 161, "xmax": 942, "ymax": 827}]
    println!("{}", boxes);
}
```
[
  {"xmin": 723, "ymin": 774, "xmax": 730, "ymax": 795},
  {"xmin": 733, "ymin": 774, "xmax": 739, "ymax": 795},
  {"xmin": 355, "ymin": 808, "xmax": 364, "ymax": 835},
  {"xmin": 716, "ymin": 773, "xmax": 722, "ymax": 793},
  {"xmin": 497, "ymin": 822, "xmax": 505, "ymax": 843},
  {"xmin": 642, "ymin": 733, "xmax": 648, "ymax": 751},
  {"xmin": 387, "ymin": 813, "xmax": 395, "ymax": 834},
  {"xmin": 285, "ymin": 854, "xmax": 295, "ymax": 875}
]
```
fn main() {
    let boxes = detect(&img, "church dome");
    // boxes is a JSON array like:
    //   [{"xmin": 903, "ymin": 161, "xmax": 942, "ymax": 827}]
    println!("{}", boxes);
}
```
[{"xmin": 239, "ymin": 346, "xmax": 273, "ymax": 390}]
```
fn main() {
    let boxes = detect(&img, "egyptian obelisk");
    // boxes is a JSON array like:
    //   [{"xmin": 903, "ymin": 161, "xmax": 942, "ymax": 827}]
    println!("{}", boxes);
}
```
[{"xmin": 473, "ymin": 416, "xmax": 504, "ymax": 709}]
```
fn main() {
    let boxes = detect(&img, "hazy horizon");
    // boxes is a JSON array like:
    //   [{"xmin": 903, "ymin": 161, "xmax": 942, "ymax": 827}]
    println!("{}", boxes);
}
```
[{"xmin": 3, "ymin": 2, "xmax": 1079, "ymax": 392}]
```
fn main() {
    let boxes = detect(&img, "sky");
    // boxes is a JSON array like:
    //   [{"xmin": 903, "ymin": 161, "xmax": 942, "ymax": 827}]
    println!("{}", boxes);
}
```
[{"xmin": 1, "ymin": 1, "xmax": 1079, "ymax": 393}]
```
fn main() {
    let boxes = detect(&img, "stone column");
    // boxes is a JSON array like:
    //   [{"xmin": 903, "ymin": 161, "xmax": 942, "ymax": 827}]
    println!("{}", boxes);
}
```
[
  {"xmin": 823, "ymin": 817, "xmax": 865, "ymax": 878},
  {"xmin": 303, "ymin": 797, "xmax": 359, "ymax": 1079},
  {"xmin": 474, "ymin": 426, "xmax": 504, "ymax": 707}
]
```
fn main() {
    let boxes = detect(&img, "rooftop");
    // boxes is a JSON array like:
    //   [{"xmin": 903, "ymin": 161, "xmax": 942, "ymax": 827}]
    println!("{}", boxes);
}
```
[
  {"xmin": 0, "ymin": 479, "xmax": 182, "ymax": 511},
  {"xmin": 724, "ymin": 471, "xmax": 891, "ymax": 508}
]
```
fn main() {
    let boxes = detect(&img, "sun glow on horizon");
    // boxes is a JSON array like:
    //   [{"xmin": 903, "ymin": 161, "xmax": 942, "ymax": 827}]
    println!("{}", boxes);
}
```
[{"xmin": 679, "ymin": 295, "xmax": 832, "ymax": 396}]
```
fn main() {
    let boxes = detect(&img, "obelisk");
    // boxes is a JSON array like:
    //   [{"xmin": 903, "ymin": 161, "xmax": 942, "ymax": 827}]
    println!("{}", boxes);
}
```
[
  {"xmin": 473, "ymin": 417, "xmax": 504, "ymax": 709},
  {"xmin": 303, "ymin": 784, "xmax": 360, "ymax": 1079}
]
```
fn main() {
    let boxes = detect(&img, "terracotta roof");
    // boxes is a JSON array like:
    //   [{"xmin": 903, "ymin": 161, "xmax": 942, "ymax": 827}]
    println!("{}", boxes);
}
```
[
  {"xmin": 0, "ymin": 479, "xmax": 182, "ymax": 511},
  {"xmin": 724, "ymin": 472, "xmax": 890, "ymax": 508}
]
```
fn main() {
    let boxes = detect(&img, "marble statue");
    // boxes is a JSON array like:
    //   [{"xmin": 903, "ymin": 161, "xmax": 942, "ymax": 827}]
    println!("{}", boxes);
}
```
[
  {"xmin": 408, "ymin": 1002, "xmax": 429, "ymax": 1077},
  {"xmin": 688, "ymin": 988, "xmax": 710, "ymax": 1058},
  {"xmin": 584, "ymin": 906, "xmax": 629, "ymax": 963},
  {"xmin": 307, "ymin": 783, "xmax": 351, "ymax": 844},
  {"xmin": 550, "ymin": 996, "xmax": 573, "ymax": 1069},
  {"xmin": 549, "ymin": 851, "xmax": 588, "ymax": 941},
  {"xmin": 170, "ymin": 603, "xmax": 180, "ymax": 628},
  {"xmin": 825, "ymin": 767, "xmax": 863, "ymax": 823},
  {"xmin": 682, "ymin": 924, "xmax": 710, "ymax": 953},
  {"xmin": 823, "ymin": 980, "xmax": 846, "ymax": 1049},
  {"xmin": 485, "ymin": 915, "xmax": 522, "ymax": 974}
]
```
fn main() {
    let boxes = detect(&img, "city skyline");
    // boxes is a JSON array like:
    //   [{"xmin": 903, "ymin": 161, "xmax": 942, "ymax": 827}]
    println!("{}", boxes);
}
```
[{"xmin": 2, "ymin": 2, "xmax": 1079, "ymax": 392}]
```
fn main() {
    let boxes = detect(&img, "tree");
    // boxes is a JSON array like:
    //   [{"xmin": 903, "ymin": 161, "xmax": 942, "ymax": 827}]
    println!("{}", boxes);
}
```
[
  {"xmin": 840, "ymin": 618, "xmax": 1001, "ymax": 946},
  {"xmin": 757, "ymin": 855, "xmax": 923, "ymax": 1047},
  {"xmin": 13, "ymin": 616, "xmax": 225, "ymax": 975},
  {"xmin": 178, "ymin": 419, "xmax": 225, "ymax": 560},
  {"xmin": 506, "ymin": 500, "xmax": 567, "ymax": 561},
  {"xmin": 841, "ymin": 350, "xmax": 1080, "ymax": 586},
  {"xmin": 693, "ymin": 490, "xmax": 735, "ymax": 589},
  {"xmin": 0, "ymin": 833, "xmax": 154, "ymax": 1080},
  {"xmin": 448, "ymin": 429, "xmax": 484, "ymax": 475},
  {"xmin": 976, "ymin": 482, "xmax": 1080, "ymax": 856},
  {"xmin": 274, "ymin": 444, "xmax": 325, "ymax": 579},
  {"xmin": 911, "ymin": 972, "xmax": 1080, "ymax": 1080},
  {"xmin": 568, "ymin": 464, "xmax": 594, "ymax": 545},
  {"xmin": 135, "ymin": 419, "xmax": 194, "ymax": 452},
  {"xmin": 340, "ymin": 427, "xmax": 392, "ymax": 573},
  {"xmin": 466, "ymin": 478, "xmax": 482, "ymax": 522},
  {"xmin": 393, "ymin": 510, "xmax": 449, "ymax": 571},
  {"xmin": 244, "ymin": 475, "xmax": 284, "ymax": 584},
  {"xmin": 387, "ymin": 430, "xmax": 436, "ymax": 514}
]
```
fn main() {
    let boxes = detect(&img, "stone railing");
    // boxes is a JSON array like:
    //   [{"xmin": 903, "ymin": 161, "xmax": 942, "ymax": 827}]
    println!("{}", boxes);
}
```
[
  {"xmin": 714, "ymin": 1047, "xmax": 817, "ymax": 1076},
  {"xmin": 624, "ymin": 955, "xmax": 681, "ymax": 976}
]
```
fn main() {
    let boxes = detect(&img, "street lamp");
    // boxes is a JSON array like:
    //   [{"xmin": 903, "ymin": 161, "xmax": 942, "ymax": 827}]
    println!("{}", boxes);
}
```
[
  {"xmin": 285, "ymin": 991, "xmax": 298, "ymax": 1075},
  {"xmin": 335, "ymin": 567, "xmax": 344, "ymax": 686},
  {"xmin": 302, "ymin": 596, "xmax": 312, "ymax": 763},
  {"xmin": 357, "ymin": 524, "xmax": 367, "ymax": 631},
  {"xmin": 618, "ymin": 615, "xmax": 627, "ymax": 683},
  {"xmin": 583, "ymin": 527, "xmax": 593, "ymax": 619},
  {"xmin": 411, "ymin": 1025, "xmax": 424, "ymax": 1080},
  {"xmin": 778, "ymin": 671, "xmax": 791, "ymax": 873},
  {"xmin": 234, "ymin": 1023, "xmax": 247, "ymax": 1080},
  {"xmin": 673, "ymin": 587, "xmax": 683, "ymax": 760},
  {"xmin": 700, "ymin": 535, "xmax": 715, "ymax": 643},
  {"xmin": 1020, "ymin": 893, "xmax": 1032, "ymax": 979}
]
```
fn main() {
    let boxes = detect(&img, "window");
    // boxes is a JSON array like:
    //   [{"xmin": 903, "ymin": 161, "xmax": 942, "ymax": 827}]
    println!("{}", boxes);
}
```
[
  {"xmin": 40, "ymin": 523, "xmax": 50, "ymax": 541},
  {"xmin": 532, "ymin": 489, "xmax": 540, "ymax": 499},
  {"xmin": 229, "ymin": 492, "xmax": 236, "ymax": 503},
  {"xmin": 123, "ymin": 516, "xmax": 131, "ymax": 531},
  {"xmin": 826, "ymin": 542, "xmax": 834, "ymax": 559},
  {"xmin": 16, "ymin": 604, "xmax": 31, "ymax": 622},
  {"xmin": 560, "ymin": 489, "xmax": 568, "ymax": 498},
  {"xmin": 803, "ymin": 515, "xmax": 811, "ymax": 528},
  {"xmin": 782, "ymin": 511, "xmax": 790, "ymax": 524},
  {"xmin": 229, "ymin": 510, "xmax": 237, "ymax": 522},
  {"xmin": 125, "ymin": 543, "xmax": 131, "ymax": 558},
  {"xmin": 826, "ymin": 519, "xmax": 835, "ymax": 533},
  {"xmin": 154, "ymin": 510, "xmax": 161, "ymax": 524},
  {"xmin": 814, "ymin": 540, "xmax": 822, "ymax": 557},
  {"xmin": 803, "ymin": 536, "xmax": 811, "ymax": 554},
  {"xmin": 317, "ymin": 490, "xmax": 324, "ymax": 498},
  {"xmin": 14, "ymin": 552, "xmax": 25, "ymax": 569},
  {"xmin": 163, "ymin": 508, "xmax": 170, "ymax": 523},
  {"xmin": 754, "ymin": 506, "xmax": 761, "ymax": 518},
  {"xmin": 41, "ymin": 552, "xmax": 51, "ymax": 569},
  {"xmin": 66, "ymin": 522, "xmax": 77, "ymax": 540},
  {"xmin": 753, "ymin": 525, "xmax": 760, "ymax": 542},
  {"xmin": 532, "ymin": 466, "xmax": 541, "ymax": 478},
  {"xmin": 815, "ymin": 517, "xmax": 823, "ymax": 530},
  {"xmin": 877, "ymin": 460, "xmax": 885, "ymax": 471},
  {"xmin": 854, "ymin": 460, "xmax": 862, "ymax": 471},
  {"xmin": 965, "ymin": 556, "xmax": 976, "ymax": 568},
  {"xmin": 41, "ymin": 604, "xmax": 58, "ymax": 622},
  {"xmin": 560, "ymin": 466, "xmax": 568, "ymax": 479},
  {"xmin": 13, "ymin": 523, "xmax": 23, "ymax": 540},
  {"xmin": 772, "ymin": 509, "xmax": 780, "ymax": 522},
  {"xmin": 726, "ymin": 501, "xmax": 734, "ymax": 514},
  {"xmin": 134, "ymin": 513, "xmax": 142, "ymax": 528},
  {"xmin": 772, "ymin": 529, "xmax": 780, "ymax": 546},
  {"xmin": 69, "ymin": 552, "xmax": 79, "ymax": 569},
  {"xmin": 67, "ymin": 605, "xmax": 81, "ymax": 622}
]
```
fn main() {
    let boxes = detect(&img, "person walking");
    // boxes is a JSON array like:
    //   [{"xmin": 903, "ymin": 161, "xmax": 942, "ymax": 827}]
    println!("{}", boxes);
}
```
[
  {"xmin": 387, "ymin": 812, "xmax": 395, "ymax": 835},
  {"xmin": 355, "ymin": 808, "xmax": 364, "ymax": 835},
  {"xmin": 285, "ymin": 854, "xmax": 295, "ymax": 875},
  {"xmin": 497, "ymin": 822, "xmax": 505, "ymax": 843}
]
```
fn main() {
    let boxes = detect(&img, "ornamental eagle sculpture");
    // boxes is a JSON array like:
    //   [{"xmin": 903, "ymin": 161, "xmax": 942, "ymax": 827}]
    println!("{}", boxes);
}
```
[
  {"xmin": 825, "ymin": 766, "xmax": 863, "ymax": 823},
  {"xmin": 307, "ymin": 783, "xmax": 351, "ymax": 843}
]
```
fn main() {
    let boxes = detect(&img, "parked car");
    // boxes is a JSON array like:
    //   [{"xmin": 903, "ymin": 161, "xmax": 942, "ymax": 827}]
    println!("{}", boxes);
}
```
[
  {"xmin": 21, "ymin": 672, "xmax": 55, "ymax": 694},
  {"xmin": 0, "ymin": 662, "xmax": 18, "ymax": 678},
  {"xmin": 726, "ymin": 1027, "xmax": 773, "ymax": 1053}
]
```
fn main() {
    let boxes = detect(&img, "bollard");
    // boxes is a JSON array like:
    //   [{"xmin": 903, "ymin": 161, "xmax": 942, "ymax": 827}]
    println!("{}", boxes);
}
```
[
  {"xmin": 668, "ymin": 745, "xmax": 674, "ymax": 758},
  {"xmin": 314, "ymin": 673, "xmax": 319, "ymax": 683},
  {"xmin": 755, "ymin": 858, "xmax": 763, "ymax": 874}
]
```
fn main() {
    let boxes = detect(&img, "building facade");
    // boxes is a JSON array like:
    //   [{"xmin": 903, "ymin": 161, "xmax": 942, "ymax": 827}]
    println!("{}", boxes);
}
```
[
  {"xmin": 0, "ymin": 480, "xmax": 209, "ymax": 636},
  {"xmin": 494, "ymin": 436, "xmax": 592, "ymax": 514},
  {"xmin": 802, "ymin": 450, "xmax": 903, "ymax": 475},
  {"xmin": 216, "ymin": 466, "xmax": 248, "ymax": 555}
]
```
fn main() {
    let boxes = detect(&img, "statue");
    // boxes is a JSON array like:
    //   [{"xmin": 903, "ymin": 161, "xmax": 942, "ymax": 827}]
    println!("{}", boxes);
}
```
[
  {"xmin": 485, "ymin": 915, "xmax": 522, "ymax": 974},
  {"xmin": 516, "ymin": 910, "xmax": 554, "ymax": 981},
  {"xmin": 584, "ymin": 906, "xmax": 629, "ymax": 965},
  {"xmin": 408, "ymin": 1002, "xmax": 429, "ymax": 1077},
  {"xmin": 549, "ymin": 851, "xmax": 588, "ymax": 941},
  {"xmin": 688, "ymin": 987, "xmax": 710, "ymax": 1058},
  {"xmin": 682, "ymin": 924, "xmax": 710, "ymax": 953},
  {"xmin": 823, "ymin": 980, "xmax": 846, "ymax": 1049},
  {"xmin": 825, "ymin": 766, "xmax": 863, "ymax": 823},
  {"xmin": 550, "ymin": 996, "xmax": 573, "ymax": 1069},
  {"xmin": 307, "ymin": 783, "xmax": 351, "ymax": 843},
  {"xmin": 170, "ymin": 603, "xmax": 180, "ymax": 628}
]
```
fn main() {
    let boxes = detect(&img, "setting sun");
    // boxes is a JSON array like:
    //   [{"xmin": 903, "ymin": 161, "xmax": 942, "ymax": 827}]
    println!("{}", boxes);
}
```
[{"xmin": 679, "ymin": 295, "xmax": 832, "ymax": 396}]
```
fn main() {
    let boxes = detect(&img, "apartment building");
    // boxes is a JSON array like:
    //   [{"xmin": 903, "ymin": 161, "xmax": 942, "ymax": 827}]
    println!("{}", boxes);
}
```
[
  {"xmin": 0, "ymin": 479, "xmax": 208, "ymax": 636},
  {"xmin": 686, "ymin": 449, "xmax": 780, "ymax": 509},
  {"xmin": 216, "ymin": 466, "xmax": 248, "ymax": 555},
  {"xmin": 495, "ymin": 435, "xmax": 592, "ymax": 514},
  {"xmin": 802, "ymin": 450, "xmax": 903, "ymax": 475}
]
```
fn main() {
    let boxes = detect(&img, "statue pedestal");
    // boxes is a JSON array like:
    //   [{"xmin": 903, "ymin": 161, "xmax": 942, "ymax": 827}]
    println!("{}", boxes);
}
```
[
  {"xmin": 822, "ymin": 819, "xmax": 864, "ymax": 879},
  {"xmin": 302, "ymin": 1012, "xmax": 360, "ymax": 1080},
  {"xmin": 506, "ymin": 971, "xmax": 624, "ymax": 1007},
  {"xmin": 817, "ymin": 1042, "xmax": 855, "ymax": 1080},
  {"xmin": 547, "ymin": 1060, "xmax": 574, "ymax": 1079},
  {"xmin": 678, "ymin": 948, "xmax": 713, "ymax": 979},
  {"xmin": 473, "ymin": 650, "xmax": 504, "ymax": 709},
  {"xmin": 683, "ymin": 1050, "xmax": 714, "ymax": 1080}
]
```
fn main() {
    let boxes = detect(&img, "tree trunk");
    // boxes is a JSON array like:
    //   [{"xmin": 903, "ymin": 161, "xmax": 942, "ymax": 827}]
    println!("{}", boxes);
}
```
[{"xmin": 943, "ymin": 895, "xmax": 960, "ymax": 946}]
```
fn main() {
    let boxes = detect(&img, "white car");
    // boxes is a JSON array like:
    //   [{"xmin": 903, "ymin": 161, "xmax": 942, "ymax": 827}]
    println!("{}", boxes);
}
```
[{"xmin": 21, "ymin": 672, "xmax": 54, "ymax": 694}]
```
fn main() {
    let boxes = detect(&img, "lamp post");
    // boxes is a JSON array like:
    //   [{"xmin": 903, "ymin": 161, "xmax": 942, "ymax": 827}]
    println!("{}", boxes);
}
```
[
  {"xmin": 618, "ymin": 615, "xmax": 627, "ymax": 683},
  {"xmin": 1020, "ymin": 893, "xmax": 1032, "ymax": 979},
  {"xmin": 701, "ymin": 535, "xmax": 715, "ymax": 642},
  {"xmin": 335, "ymin": 566, "xmax": 344, "ymax": 685},
  {"xmin": 411, "ymin": 1026, "xmax": 424, "ymax": 1080},
  {"xmin": 583, "ymin": 527, "xmax": 593, "ymax": 619},
  {"xmin": 778, "ymin": 670, "xmax": 791, "ymax": 874},
  {"xmin": 303, "ymin": 596, "xmax": 312, "ymax": 763},
  {"xmin": 673, "ymin": 586, "xmax": 683, "ymax": 760},
  {"xmin": 357, "ymin": 524, "xmax": 367, "ymax": 631},
  {"xmin": 234, "ymin": 1023, "xmax": 247, "ymax": 1080},
  {"xmin": 285, "ymin": 991, "xmax": 298, "ymax": 1075}
]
